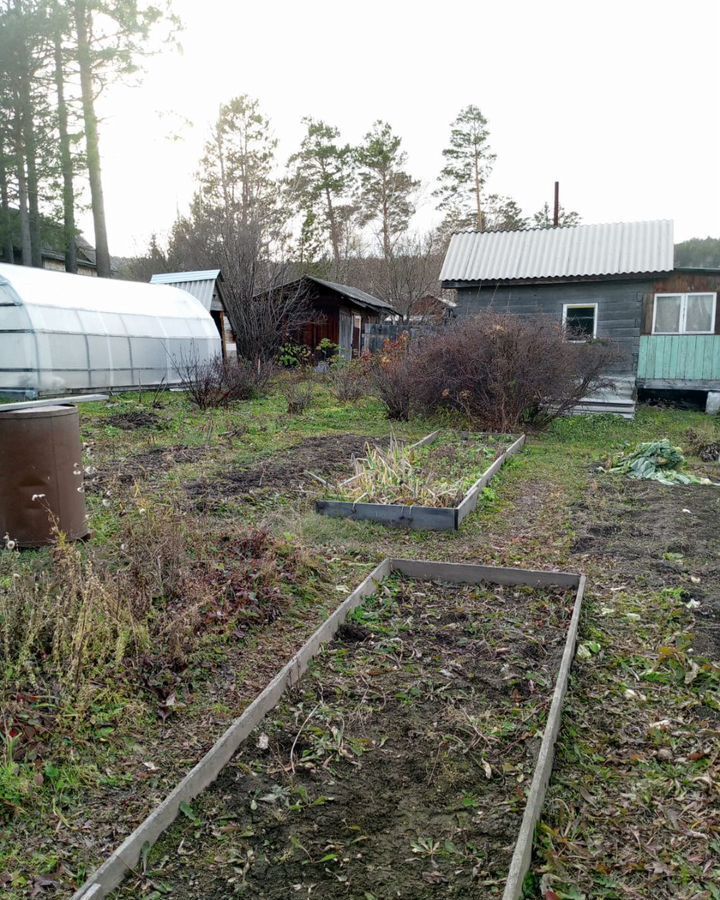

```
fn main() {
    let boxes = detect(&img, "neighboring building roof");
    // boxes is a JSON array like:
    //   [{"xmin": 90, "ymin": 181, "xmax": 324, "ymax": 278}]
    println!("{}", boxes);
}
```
[
  {"xmin": 308, "ymin": 276, "xmax": 395, "ymax": 313},
  {"xmin": 3, "ymin": 207, "xmax": 97, "ymax": 269},
  {"xmin": 440, "ymin": 220, "xmax": 674, "ymax": 284},
  {"xmin": 254, "ymin": 274, "xmax": 394, "ymax": 314},
  {"xmin": 150, "ymin": 269, "xmax": 224, "ymax": 311}
]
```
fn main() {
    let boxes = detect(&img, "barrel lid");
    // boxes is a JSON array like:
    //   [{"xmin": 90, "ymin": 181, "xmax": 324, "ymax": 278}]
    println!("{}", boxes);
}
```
[{"xmin": 0, "ymin": 404, "xmax": 77, "ymax": 419}]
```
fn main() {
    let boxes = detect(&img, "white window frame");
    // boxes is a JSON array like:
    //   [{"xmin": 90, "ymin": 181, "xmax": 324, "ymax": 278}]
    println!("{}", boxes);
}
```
[
  {"xmin": 562, "ymin": 302, "xmax": 598, "ymax": 340},
  {"xmin": 652, "ymin": 292, "xmax": 717, "ymax": 335}
]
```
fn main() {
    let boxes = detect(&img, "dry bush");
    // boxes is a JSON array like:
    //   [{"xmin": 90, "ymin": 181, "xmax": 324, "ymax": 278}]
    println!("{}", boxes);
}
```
[
  {"xmin": 0, "ymin": 495, "xmax": 312, "ymax": 706},
  {"xmin": 175, "ymin": 355, "xmax": 273, "ymax": 409},
  {"xmin": 366, "ymin": 333, "xmax": 418, "ymax": 420},
  {"xmin": 328, "ymin": 358, "xmax": 370, "ymax": 402},
  {"xmin": 282, "ymin": 373, "xmax": 315, "ymax": 415},
  {"xmin": 686, "ymin": 424, "xmax": 720, "ymax": 461},
  {"xmin": 368, "ymin": 314, "xmax": 622, "ymax": 430}
]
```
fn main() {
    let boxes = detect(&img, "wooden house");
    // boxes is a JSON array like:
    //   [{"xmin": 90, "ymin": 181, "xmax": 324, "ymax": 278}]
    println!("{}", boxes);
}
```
[{"xmin": 440, "ymin": 220, "xmax": 720, "ymax": 415}]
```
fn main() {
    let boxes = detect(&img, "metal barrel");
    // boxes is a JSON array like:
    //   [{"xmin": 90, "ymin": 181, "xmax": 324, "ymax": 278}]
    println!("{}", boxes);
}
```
[{"xmin": 0, "ymin": 405, "xmax": 89, "ymax": 548}]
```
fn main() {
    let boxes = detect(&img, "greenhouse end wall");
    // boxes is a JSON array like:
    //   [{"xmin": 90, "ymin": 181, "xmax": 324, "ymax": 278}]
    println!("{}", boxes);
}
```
[{"xmin": 0, "ymin": 264, "xmax": 221, "ymax": 397}]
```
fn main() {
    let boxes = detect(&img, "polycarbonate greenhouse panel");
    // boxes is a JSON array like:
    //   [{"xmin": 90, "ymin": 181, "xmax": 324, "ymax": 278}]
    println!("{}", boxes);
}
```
[{"xmin": 0, "ymin": 263, "xmax": 221, "ymax": 397}]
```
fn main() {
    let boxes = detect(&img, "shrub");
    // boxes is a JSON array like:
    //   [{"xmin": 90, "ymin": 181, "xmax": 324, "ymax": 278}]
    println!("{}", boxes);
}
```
[
  {"xmin": 369, "ymin": 313, "xmax": 622, "ymax": 431},
  {"xmin": 278, "ymin": 342, "xmax": 311, "ymax": 369},
  {"xmin": 366, "ymin": 333, "xmax": 417, "ymax": 420},
  {"xmin": 685, "ymin": 423, "xmax": 720, "ymax": 461},
  {"xmin": 176, "ymin": 355, "xmax": 273, "ymax": 409},
  {"xmin": 328, "ymin": 357, "xmax": 369, "ymax": 402},
  {"xmin": 282, "ymin": 373, "xmax": 315, "ymax": 415}
]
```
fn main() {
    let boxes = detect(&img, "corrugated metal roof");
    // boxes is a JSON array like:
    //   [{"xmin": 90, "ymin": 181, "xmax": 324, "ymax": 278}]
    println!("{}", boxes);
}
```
[
  {"xmin": 440, "ymin": 220, "xmax": 674, "ymax": 283},
  {"xmin": 150, "ymin": 270, "xmax": 222, "ymax": 311},
  {"xmin": 308, "ymin": 276, "xmax": 394, "ymax": 312}
]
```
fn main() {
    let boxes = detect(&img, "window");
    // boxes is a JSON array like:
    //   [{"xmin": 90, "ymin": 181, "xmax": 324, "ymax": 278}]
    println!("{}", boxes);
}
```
[
  {"xmin": 653, "ymin": 293, "xmax": 716, "ymax": 335},
  {"xmin": 563, "ymin": 303, "xmax": 597, "ymax": 339}
]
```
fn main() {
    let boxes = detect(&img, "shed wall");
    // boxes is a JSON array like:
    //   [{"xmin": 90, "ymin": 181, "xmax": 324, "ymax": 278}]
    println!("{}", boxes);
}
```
[{"xmin": 454, "ymin": 279, "xmax": 653, "ymax": 375}]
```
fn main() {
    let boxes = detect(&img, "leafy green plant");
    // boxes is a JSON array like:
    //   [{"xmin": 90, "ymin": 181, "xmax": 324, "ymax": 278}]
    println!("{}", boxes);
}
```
[
  {"xmin": 608, "ymin": 439, "xmax": 712, "ymax": 485},
  {"xmin": 278, "ymin": 343, "xmax": 311, "ymax": 369}
]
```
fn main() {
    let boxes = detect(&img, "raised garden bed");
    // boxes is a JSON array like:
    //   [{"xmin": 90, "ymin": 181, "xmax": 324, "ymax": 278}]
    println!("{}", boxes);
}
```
[
  {"xmin": 316, "ymin": 430, "xmax": 526, "ymax": 530},
  {"xmin": 73, "ymin": 558, "xmax": 585, "ymax": 900}
]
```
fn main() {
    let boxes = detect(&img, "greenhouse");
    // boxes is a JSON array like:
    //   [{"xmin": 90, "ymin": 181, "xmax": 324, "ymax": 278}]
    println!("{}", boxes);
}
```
[{"xmin": 0, "ymin": 263, "xmax": 221, "ymax": 397}]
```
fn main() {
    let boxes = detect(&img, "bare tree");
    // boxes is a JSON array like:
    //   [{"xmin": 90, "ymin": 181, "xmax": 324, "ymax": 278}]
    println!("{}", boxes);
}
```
[{"xmin": 368, "ymin": 231, "xmax": 447, "ymax": 322}]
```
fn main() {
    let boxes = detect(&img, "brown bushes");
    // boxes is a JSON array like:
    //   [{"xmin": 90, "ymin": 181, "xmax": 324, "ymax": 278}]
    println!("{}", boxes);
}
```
[
  {"xmin": 176, "ymin": 355, "xmax": 273, "ymax": 409},
  {"xmin": 368, "ymin": 313, "xmax": 622, "ymax": 431}
]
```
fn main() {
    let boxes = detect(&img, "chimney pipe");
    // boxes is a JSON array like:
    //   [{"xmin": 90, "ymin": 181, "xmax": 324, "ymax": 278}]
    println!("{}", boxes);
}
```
[{"xmin": 553, "ymin": 181, "xmax": 560, "ymax": 227}]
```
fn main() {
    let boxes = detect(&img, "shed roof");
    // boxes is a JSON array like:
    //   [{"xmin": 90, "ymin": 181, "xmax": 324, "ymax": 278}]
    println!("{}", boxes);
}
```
[
  {"xmin": 150, "ymin": 269, "xmax": 224, "ymax": 311},
  {"xmin": 302, "ymin": 275, "xmax": 394, "ymax": 313},
  {"xmin": 254, "ymin": 275, "xmax": 394, "ymax": 313},
  {"xmin": 440, "ymin": 220, "xmax": 674, "ymax": 284}
]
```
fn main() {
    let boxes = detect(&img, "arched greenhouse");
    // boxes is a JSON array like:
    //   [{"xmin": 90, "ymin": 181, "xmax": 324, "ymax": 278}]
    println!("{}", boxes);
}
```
[{"xmin": 0, "ymin": 263, "xmax": 221, "ymax": 397}]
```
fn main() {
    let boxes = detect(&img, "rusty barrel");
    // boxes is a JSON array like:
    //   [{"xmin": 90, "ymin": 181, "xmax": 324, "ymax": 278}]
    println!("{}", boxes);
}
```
[{"xmin": 0, "ymin": 405, "xmax": 89, "ymax": 548}]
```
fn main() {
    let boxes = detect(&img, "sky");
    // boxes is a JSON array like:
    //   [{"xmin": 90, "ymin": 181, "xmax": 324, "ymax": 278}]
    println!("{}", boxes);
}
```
[{"xmin": 88, "ymin": 0, "xmax": 720, "ymax": 257}]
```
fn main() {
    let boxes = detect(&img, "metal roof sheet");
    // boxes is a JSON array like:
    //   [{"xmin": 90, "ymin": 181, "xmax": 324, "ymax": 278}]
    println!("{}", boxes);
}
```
[
  {"xmin": 150, "ymin": 270, "xmax": 222, "ymax": 311},
  {"xmin": 308, "ymin": 276, "xmax": 394, "ymax": 312},
  {"xmin": 440, "ymin": 220, "xmax": 674, "ymax": 283}
]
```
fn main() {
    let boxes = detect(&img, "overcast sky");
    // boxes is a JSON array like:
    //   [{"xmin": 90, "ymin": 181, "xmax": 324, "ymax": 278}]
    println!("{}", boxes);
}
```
[{"xmin": 88, "ymin": 0, "xmax": 720, "ymax": 257}]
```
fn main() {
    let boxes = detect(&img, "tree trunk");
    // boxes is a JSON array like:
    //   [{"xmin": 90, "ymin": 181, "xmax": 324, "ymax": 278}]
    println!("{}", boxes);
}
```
[
  {"xmin": 474, "ymin": 157, "xmax": 483, "ymax": 232},
  {"xmin": 13, "ymin": 0, "xmax": 42, "ymax": 267},
  {"xmin": 323, "ymin": 184, "xmax": 340, "ymax": 273},
  {"xmin": 382, "ymin": 176, "xmax": 391, "ymax": 260},
  {"xmin": 0, "ymin": 146, "xmax": 14, "ymax": 263},
  {"xmin": 12, "ymin": 103, "xmax": 32, "ymax": 266},
  {"xmin": 19, "ymin": 73, "xmax": 42, "ymax": 267},
  {"xmin": 53, "ymin": 23, "xmax": 77, "ymax": 273},
  {"xmin": 73, "ymin": 0, "xmax": 111, "ymax": 277}
]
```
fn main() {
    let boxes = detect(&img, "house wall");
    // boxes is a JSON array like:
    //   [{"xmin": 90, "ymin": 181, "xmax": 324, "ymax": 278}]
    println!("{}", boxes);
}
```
[
  {"xmin": 454, "ymin": 279, "xmax": 654, "ymax": 375},
  {"xmin": 636, "ymin": 270, "xmax": 720, "ymax": 389}
]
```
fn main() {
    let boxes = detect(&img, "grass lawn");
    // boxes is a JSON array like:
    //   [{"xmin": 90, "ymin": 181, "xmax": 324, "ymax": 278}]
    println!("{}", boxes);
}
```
[{"xmin": 1, "ymin": 382, "xmax": 718, "ymax": 899}]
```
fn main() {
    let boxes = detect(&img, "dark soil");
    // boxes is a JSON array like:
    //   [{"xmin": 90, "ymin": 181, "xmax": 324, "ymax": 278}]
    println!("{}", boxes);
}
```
[
  {"xmin": 188, "ymin": 433, "xmax": 387, "ymax": 506},
  {"xmin": 116, "ymin": 576, "xmax": 573, "ymax": 899},
  {"xmin": 85, "ymin": 444, "xmax": 212, "ymax": 493},
  {"xmin": 572, "ymin": 479, "xmax": 720, "ymax": 660},
  {"xmin": 104, "ymin": 410, "xmax": 164, "ymax": 430}
]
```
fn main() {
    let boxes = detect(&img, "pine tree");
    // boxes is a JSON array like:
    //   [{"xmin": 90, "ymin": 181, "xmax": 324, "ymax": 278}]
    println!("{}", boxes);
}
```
[
  {"xmin": 532, "ymin": 202, "xmax": 582, "ymax": 228},
  {"xmin": 286, "ymin": 118, "xmax": 356, "ymax": 274},
  {"xmin": 434, "ymin": 105, "xmax": 496, "ymax": 232},
  {"xmin": 355, "ymin": 120, "xmax": 419, "ymax": 260}
]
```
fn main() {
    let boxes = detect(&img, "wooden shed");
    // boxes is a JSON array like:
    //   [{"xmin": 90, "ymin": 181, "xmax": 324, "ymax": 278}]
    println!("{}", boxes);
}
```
[{"xmin": 255, "ymin": 275, "xmax": 394, "ymax": 360}]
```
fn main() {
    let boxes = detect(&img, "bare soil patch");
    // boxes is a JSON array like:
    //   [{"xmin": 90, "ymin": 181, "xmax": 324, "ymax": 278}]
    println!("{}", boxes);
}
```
[
  {"xmin": 116, "ymin": 575, "xmax": 573, "ymax": 899},
  {"xmin": 86, "ymin": 444, "xmax": 213, "ymax": 493},
  {"xmin": 104, "ymin": 410, "xmax": 164, "ymax": 430},
  {"xmin": 189, "ymin": 433, "xmax": 387, "ymax": 507},
  {"xmin": 573, "ymin": 479, "xmax": 720, "ymax": 659}
]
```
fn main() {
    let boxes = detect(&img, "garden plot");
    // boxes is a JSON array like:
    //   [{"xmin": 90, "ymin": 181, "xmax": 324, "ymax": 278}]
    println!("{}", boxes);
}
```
[
  {"xmin": 187, "ymin": 433, "xmax": 391, "ymax": 510},
  {"xmin": 316, "ymin": 430, "xmax": 525, "ymax": 530},
  {"xmin": 77, "ymin": 559, "xmax": 584, "ymax": 900}
]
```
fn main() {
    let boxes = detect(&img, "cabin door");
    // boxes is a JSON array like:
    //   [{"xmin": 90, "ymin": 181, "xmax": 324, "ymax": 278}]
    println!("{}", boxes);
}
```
[{"xmin": 338, "ymin": 311, "xmax": 353, "ymax": 360}]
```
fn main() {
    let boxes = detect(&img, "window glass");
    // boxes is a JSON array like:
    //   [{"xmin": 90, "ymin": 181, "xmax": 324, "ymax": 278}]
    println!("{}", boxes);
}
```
[
  {"xmin": 685, "ymin": 294, "xmax": 714, "ymax": 332},
  {"xmin": 565, "ymin": 306, "xmax": 596, "ymax": 337},
  {"xmin": 654, "ymin": 295, "xmax": 682, "ymax": 333}
]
